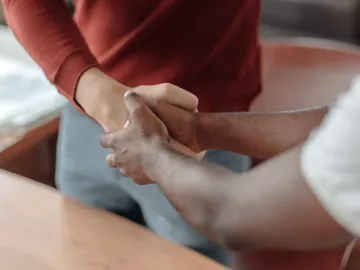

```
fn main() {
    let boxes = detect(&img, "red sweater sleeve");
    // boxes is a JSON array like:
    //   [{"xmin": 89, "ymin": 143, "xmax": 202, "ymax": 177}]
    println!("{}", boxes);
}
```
[{"xmin": 2, "ymin": 0, "xmax": 99, "ymax": 109}]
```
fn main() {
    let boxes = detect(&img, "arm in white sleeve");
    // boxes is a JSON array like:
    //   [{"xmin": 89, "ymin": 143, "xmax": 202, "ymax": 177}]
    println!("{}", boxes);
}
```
[{"xmin": 301, "ymin": 76, "xmax": 360, "ymax": 237}]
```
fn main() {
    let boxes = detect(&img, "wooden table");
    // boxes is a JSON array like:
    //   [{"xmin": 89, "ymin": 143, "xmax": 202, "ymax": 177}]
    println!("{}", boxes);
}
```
[
  {"xmin": 0, "ymin": 118, "xmax": 59, "ymax": 186},
  {"xmin": 0, "ymin": 170, "xmax": 225, "ymax": 270}
]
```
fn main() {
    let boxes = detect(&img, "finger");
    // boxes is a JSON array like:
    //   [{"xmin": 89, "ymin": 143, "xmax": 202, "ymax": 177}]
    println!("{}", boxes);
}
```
[
  {"xmin": 158, "ymin": 84, "xmax": 199, "ymax": 111},
  {"xmin": 119, "ymin": 168, "xmax": 128, "ymax": 176},
  {"xmin": 155, "ymin": 103, "xmax": 185, "ymax": 138},
  {"xmin": 124, "ymin": 90, "xmax": 158, "ymax": 122},
  {"xmin": 106, "ymin": 152, "xmax": 118, "ymax": 167},
  {"xmin": 169, "ymin": 138, "xmax": 205, "ymax": 159},
  {"xmin": 124, "ymin": 90, "xmax": 145, "ymax": 116},
  {"xmin": 119, "ymin": 167, "xmax": 152, "ymax": 185},
  {"xmin": 134, "ymin": 85, "xmax": 199, "ymax": 112},
  {"xmin": 100, "ymin": 133, "xmax": 116, "ymax": 148},
  {"xmin": 101, "ymin": 128, "xmax": 131, "ymax": 149},
  {"xmin": 156, "ymin": 103, "xmax": 198, "ymax": 147},
  {"xmin": 156, "ymin": 102, "xmax": 185, "ymax": 125},
  {"xmin": 132, "ymin": 174, "xmax": 153, "ymax": 185}
]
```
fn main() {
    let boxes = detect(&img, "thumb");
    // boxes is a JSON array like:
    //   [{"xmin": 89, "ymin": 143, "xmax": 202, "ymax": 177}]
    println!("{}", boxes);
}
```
[
  {"xmin": 124, "ymin": 90, "xmax": 147, "ymax": 119},
  {"xmin": 169, "ymin": 138, "xmax": 205, "ymax": 159}
]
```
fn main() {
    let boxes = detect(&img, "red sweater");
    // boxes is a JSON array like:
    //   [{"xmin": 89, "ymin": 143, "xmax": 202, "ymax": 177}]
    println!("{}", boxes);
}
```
[{"xmin": 3, "ymin": 0, "xmax": 261, "ymax": 112}]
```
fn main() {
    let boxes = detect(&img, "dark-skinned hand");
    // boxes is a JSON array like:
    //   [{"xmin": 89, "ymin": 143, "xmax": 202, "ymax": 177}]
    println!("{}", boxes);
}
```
[
  {"xmin": 100, "ymin": 91, "xmax": 169, "ymax": 184},
  {"xmin": 155, "ymin": 102, "xmax": 203, "ymax": 153}
]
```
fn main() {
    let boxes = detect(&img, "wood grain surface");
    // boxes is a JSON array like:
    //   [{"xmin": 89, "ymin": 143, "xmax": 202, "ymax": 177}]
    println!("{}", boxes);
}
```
[{"xmin": 0, "ymin": 170, "xmax": 226, "ymax": 270}]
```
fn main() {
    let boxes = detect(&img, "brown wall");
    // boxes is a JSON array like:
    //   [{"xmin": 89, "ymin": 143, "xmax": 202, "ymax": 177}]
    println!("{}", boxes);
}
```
[{"xmin": 0, "ymin": 119, "xmax": 59, "ymax": 187}]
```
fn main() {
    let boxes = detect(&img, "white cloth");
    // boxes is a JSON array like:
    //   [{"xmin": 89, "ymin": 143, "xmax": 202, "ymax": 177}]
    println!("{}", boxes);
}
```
[
  {"xmin": 0, "ymin": 26, "xmax": 66, "ymax": 152},
  {"xmin": 301, "ymin": 76, "xmax": 360, "ymax": 236}
]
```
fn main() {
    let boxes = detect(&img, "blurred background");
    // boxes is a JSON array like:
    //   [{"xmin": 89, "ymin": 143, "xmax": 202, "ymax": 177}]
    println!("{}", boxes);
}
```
[
  {"xmin": 2, "ymin": 0, "xmax": 360, "ymax": 43},
  {"xmin": 1, "ymin": 0, "xmax": 360, "ymax": 187},
  {"xmin": 260, "ymin": 0, "xmax": 360, "ymax": 43}
]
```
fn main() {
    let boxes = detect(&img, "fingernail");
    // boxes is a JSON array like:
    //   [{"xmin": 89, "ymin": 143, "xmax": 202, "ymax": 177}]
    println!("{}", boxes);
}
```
[
  {"xmin": 124, "ymin": 91, "xmax": 134, "ymax": 100},
  {"xmin": 106, "ymin": 153, "xmax": 116, "ymax": 164}
]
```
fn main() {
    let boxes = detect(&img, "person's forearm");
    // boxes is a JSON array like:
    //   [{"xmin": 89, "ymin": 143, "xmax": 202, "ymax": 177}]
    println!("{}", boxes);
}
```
[
  {"xmin": 4, "ymin": 0, "xmax": 130, "ymax": 131},
  {"xmin": 143, "ymin": 143, "xmax": 236, "ymax": 243},
  {"xmin": 216, "ymin": 146, "xmax": 350, "ymax": 251},
  {"xmin": 196, "ymin": 106, "xmax": 329, "ymax": 159},
  {"xmin": 142, "ymin": 143, "xmax": 349, "ymax": 251},
  {"xmin": 75, "ymin": 68, "xmax": 128, "ymax": 132}
]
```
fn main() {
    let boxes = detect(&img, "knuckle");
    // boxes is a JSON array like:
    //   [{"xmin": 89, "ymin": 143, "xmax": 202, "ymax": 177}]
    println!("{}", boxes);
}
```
[
  {"xmin": 107, "ymin": 157, "xmax": 118, "ymax": 168},
  {"xmin": 114, "ymin": 130, "xmax": 131, "ymax": 146},
  {"xmin": 101, "ymin": 134, "xmax": 113, "ymax": 147},
  {"xmin": 107, "ymin": 133, "xmax": 117, "ymax": 145},
  {"xmin": 121, "ymin": 128, "xmax": 135, "ymax": 142},
  {"xmin": 158, "ymin": 83, "xmax": 172, "ymax": 96},
  {"xmin": 192, "ymin": 95, "xmax": 199, "ymax": 107}
]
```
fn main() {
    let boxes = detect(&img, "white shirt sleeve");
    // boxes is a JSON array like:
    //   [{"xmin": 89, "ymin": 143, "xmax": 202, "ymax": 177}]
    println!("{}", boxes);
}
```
[{"xmin": 301, "ymin": 76, "xmax": 360, "ymax": 237}]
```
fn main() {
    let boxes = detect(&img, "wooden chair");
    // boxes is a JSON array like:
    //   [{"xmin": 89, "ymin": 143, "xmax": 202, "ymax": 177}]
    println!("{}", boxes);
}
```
[
  {"xmin": 253, "ymin": 38, "xmax": 360, "ymax": 111},
  {"xmin": 238, "ymin": 39, "xmax": 360, "ymax": 270}
]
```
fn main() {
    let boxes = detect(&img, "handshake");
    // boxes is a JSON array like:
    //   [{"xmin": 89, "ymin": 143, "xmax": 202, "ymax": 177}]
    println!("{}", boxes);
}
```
[
  {"xmin": 100, "ymin": 89, "xmax": 204, "ymax": 184},
  {"xmin": 76, "ymin": 68, "xmax": 205, "ymax": 184}
]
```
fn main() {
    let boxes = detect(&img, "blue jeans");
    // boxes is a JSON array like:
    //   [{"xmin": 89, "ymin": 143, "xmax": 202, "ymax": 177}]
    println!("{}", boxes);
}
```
[{"xmin": 56, "ymin": 104, "xmax": 250, "ymax": 265}]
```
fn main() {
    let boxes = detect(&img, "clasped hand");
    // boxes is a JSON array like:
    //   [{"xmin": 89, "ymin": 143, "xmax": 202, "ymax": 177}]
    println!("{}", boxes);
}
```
[{"xmin": 100, "ymin": 88, "xmax": 203, "ymax": 184}]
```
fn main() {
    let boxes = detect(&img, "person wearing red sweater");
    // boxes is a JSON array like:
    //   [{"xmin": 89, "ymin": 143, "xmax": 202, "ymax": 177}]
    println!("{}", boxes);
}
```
[{"xmin": 3, "ymin": 0, "xmax": 260, "ymax": 264}]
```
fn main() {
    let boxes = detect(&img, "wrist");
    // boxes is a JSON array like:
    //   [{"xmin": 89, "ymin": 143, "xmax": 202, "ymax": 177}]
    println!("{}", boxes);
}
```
[
  {"xmin": 76, "ymin": 68, "xmax": 126, "ymax": 114},
  {"xmin": 75, "ymin": 68, "xmax": 128, "ymax": 131},
  {"xmin": 141, "ymin": 139, "xmax": 171, "ymax": 180},
  {"xmin": 76, "ymin": 68, "xmax": 105, "ymax": 109},
  {"xmin": 140, "ymin": 140, "xmax": 164, "ymax": 175},
  {"xmin": 195, "ymin": 113, "xmax": 213, "ymax": 150}
]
